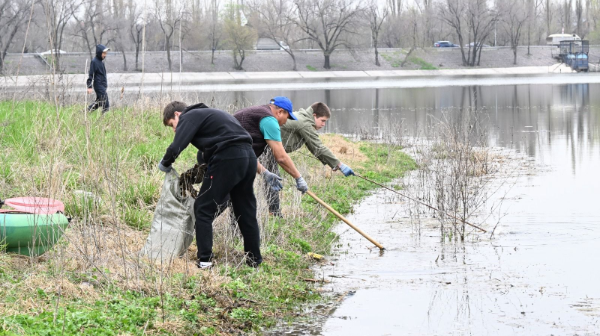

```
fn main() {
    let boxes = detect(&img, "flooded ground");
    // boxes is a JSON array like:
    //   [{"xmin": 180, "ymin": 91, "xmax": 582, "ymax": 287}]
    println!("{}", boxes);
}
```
[
  {"xmin": 316, "ymin": 152, "xmax": 599, "ymax": 335},
  {"xmin": 267, "ymin": 83, "xmax": 600, "ymax": 335},
  {"xmin": 5, "ymin": 74, "xmax": 597, "ymax": 334}
]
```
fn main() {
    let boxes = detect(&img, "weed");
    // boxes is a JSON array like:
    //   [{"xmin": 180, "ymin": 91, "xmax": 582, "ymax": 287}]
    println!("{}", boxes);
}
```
[
  {"xmin": 381, "ymin": 52, "xmax": 403, "ymax": 67},
  {"xmin": 0, "ymin": 100, "xmax": 416, "ymax": 335},
  {"xmin": 305, "ymin": 65, "xmax": 317, "ymax": 71},
  {"xmin": 408, "ymin": 56, "xmax": 438, "ymax": 70}
]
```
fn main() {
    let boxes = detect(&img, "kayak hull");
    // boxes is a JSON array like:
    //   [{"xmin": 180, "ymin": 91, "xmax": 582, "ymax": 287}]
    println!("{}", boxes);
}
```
[{"xmin": 0, "ymin": 213, "xmax": 70, "ymax": 256}]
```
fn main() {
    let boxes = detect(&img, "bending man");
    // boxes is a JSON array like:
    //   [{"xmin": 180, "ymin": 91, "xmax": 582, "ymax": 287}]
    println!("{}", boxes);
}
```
[
  {"xmin": 158, "ymin": 101, "xmax": 262, "ymax": 269},
  {"xmin": 233, "ymin": 97, "xmax": 309, "ymax": 203},
  {"xmin": 263, "ymin": 102, "xmax": 354, "ymax": 215}
]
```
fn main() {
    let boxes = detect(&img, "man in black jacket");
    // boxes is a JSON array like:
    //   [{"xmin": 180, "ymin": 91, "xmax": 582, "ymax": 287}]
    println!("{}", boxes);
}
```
[
  {"xmin": 158, "ymin": 101, "xmax": 262, "ymax": 269},
  {"xmin": 86, "ymin": 44, "xmax": 110, "ymax": 113}
]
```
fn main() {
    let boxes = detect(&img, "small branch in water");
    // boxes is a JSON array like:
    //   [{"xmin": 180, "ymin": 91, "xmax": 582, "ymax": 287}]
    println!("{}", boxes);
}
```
[
  {"xmin": 303, "ymin": 278, "xmax": 330, "ymax": 283},
  {"xmin": 354, "ymin": 174, "xmax": 487, "ymax": 233}
]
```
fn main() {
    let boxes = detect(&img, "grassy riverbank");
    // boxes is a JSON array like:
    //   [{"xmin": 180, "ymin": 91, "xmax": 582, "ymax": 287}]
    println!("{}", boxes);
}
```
[{"xmin": 0, "ymin": 100, "xmax": 416, "ymax": 335}]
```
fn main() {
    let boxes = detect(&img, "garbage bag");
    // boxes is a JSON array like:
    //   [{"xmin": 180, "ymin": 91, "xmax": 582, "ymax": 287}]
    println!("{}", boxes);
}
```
[{"xmin": 140, "ymin": 169, "xmax": 195, "ymax": 262}]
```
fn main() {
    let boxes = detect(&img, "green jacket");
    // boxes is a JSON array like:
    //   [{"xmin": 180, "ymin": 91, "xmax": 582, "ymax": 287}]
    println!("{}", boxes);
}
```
[{"xmin": 281, "ymin": 107, "xmax": 340, "ymax": 168}]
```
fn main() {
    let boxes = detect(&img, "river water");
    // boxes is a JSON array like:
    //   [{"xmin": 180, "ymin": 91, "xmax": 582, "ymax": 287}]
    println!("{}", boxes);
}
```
[{"xmin": 248, "ymin": 83, "xmax": 599, "ymax": 335}]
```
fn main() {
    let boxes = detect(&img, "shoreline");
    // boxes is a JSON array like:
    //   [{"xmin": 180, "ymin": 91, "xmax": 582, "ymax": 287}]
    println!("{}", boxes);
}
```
[
  {"xmin": 2, "ymin": 65, "xmax": 600, "ymax": 93},
  {"xmin": 0, "ymin": 98, "xmax": 416, "ymax": 335}
]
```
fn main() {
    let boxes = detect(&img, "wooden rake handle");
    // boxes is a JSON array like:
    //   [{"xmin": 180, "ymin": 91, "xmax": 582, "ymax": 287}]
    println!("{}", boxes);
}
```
[{"xmin": 306, "ymin": 190, "xmax": 385, "ymax": 250}]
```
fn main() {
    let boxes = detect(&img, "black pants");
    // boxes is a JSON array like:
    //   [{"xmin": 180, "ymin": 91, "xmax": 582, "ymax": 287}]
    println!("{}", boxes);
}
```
[
  {"xmin": 260, "ymin": 148, "xmax": 281, "ymax": 215},
  {"xmin": 87, "ymin": 90, "xmax": 110, "ymax": 113},
  {"xmin": 195, "ymin": 144, "xmax": 262, "ymax": 265}
]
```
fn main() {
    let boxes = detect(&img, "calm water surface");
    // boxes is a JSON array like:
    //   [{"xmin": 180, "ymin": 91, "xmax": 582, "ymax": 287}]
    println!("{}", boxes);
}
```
[{"xmin": 235, "ymin": 84, "xmax": 599, "ymax": 335}]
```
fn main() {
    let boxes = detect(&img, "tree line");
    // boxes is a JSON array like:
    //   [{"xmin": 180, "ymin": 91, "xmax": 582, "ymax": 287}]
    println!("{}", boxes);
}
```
[{"xmin": 1, "ymin": 0, "xmax": 600, "ymax": 73}]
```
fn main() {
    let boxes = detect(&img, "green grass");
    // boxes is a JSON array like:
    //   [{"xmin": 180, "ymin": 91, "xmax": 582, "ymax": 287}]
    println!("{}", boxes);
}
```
[
  {"xmin": 0, "ymin": 100, "xmax": 416, "ymax": 335},
  {"xmin": 305, "ymin": 65, "xmax": 317, "ymax": 71},
  {"xmin": 381, "ymin": 51, "xmax": 438, "ymax": 70},
  {"xmin": 381, "ymin": 51, "xmax": 404, "ymax": 67}
]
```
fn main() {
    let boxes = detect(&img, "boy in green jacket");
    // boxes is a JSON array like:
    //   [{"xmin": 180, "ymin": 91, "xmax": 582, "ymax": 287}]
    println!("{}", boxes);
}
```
[{"xmin": 262, "ymin": 102, "xmax": 354, "ymax": 216}]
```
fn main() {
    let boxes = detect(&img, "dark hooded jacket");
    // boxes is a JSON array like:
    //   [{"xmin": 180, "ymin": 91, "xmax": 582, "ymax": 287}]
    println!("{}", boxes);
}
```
[
  {"xmin": 161, "ymin": 103, "xmax": 253, "ymax": 167},
  {"xmin": 86, "ymin": 44, "xmax": 108, "ymax": 91}
]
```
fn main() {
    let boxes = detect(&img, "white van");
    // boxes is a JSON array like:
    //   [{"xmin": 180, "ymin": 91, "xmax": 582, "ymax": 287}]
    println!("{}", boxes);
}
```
[{"xmin": 546, "ymin": 34, "xmax": 581, "ymax": 46}]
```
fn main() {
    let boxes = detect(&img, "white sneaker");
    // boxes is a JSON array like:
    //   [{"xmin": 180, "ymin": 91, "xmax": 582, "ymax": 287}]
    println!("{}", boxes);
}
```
[{"xmin": 197, "ymin": 261, "xmax": 213, "ymax": 269}]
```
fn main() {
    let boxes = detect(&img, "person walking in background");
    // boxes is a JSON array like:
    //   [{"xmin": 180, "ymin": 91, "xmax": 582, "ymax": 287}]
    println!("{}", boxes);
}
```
[
  {"xmin": 86, "ymin": 44, "xmax": 110, "ymax": 113},
  {"xmin": 158, "ymin": 101, "xmax": 263, "ymax": 269},
  {"xmin": 262, "ymin": 102, "xmax": 354, "ymax": 216}
]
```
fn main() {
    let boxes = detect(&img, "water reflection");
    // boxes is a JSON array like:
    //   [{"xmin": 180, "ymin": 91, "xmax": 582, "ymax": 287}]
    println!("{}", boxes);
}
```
[
  {"xmin": 213, "ymin": 83, "xmax": 599, "ymax": 169},
  {"xmin": 253, "ymin": 83, "xmax": 600, "ymax": 335}
]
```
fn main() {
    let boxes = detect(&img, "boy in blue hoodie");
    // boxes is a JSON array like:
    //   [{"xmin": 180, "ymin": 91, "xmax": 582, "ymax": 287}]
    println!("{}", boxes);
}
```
[{"xmin": 86, "ymin": 44, "xmax": 110, "ymax": 113}]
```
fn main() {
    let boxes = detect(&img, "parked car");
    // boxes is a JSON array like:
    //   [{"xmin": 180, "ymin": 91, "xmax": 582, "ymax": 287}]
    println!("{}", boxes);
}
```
[
  {"xmin": 434, "ymin": 41, "xmax": 459, "ymax": 48},
  {"xmin": 464, "ymin": 42, "xmax": 491, "ymax": 48}
]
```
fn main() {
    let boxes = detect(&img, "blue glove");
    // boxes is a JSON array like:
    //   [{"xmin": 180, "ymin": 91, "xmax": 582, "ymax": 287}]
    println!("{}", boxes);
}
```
[
  {"xmin": 338, "ymin": 163, "xmax": 354, "ymax": 177},
  {"xmin": 158, "ymin": 161, "xmax": 172, "ymax": 173},
  {"xmin": 295, "ymin": 176, "xmax": 308, "ymax": 193},
  {"xmin": 262, "ymin": 170, "xmax": 283, "ymax": 191}
]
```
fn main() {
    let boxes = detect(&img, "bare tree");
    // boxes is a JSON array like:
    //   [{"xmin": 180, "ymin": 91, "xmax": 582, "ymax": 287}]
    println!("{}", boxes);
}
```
[
  {"xmin": 155, "ymin": 0, "xmax": 181, "ymax": 71},
  {"xmin": 564, "ymin": 0, "xmax": 573, "ymax": 32},
  {"xmin": 41, "ymin": 0, "xmax": 81, "ymax": 71},
  {"xmin": 438, "ymin": 0, "xmax": 469, "ymax": 65},
  {"xmin": 467, "ymin": 0, "xmax": 497, "ymax": 66},
  {"xmin": 499, "ymin": 0, "xmax": 529, "ymax": 65},
  {"xmin": 128, "ymin": 4, "xmax": 144, "ymax": 71},
  {"xmin": 381, "ymin": 4, "xmax": 404, "ymax": 48},
  {"xmin": 387, "ymin": 0, "xmax": 402, "ymax": 17},
  {"xmin": 293, "ymin": 0, "xmax": 363, "ymax": 69},
  {"xmin": 208, "ymin": 0, "xmax": 223, "ymax": 65},
  {"xmin": 590, "ymin": 0, "xmax": 600, "ymax": 31},
  {"xmin": 73, "ymin": 0, "xmax": 117, "ymax": 60},
  {"xmin": 419, "ymin": 0, "xmax": 434, "ymax": 48},
  {"xmin": 113, "ymin": 21, "xmax": 129, "ymax": 71},
  {"xmin": 546, "ymin": 0, "xmax": 552, "ymax": 34},
  {"xmin": 250, "ymin": 0, "xmax": 300, "ymax": 70},
  {"xmin": 224, "ymin": 3, "xmax": 257, "ymax": 70},
  {"xmin": 585, "ymin": 0, "xmax": 591, "ymax": 36},
  {"xmin": 364, "ymin": 0, "xmax": 388, "ymax": 66},
  {"xmin": 0, "ymin": 0, "xmax": 31, "ymax": 73},
  {"xmin": 440, "ymin": 0, "xmax": 496, "ymax": 67},
  {"xmin": 401, "ymin": 7, "xmax": 419, "ymax": 67},
  {"xmin": 525, "ymin": 0, "xmax": 544, "ymax": 54},
  {"xmin": 575, "ymin": 0, "xmax": 586, "ymax": 37}
]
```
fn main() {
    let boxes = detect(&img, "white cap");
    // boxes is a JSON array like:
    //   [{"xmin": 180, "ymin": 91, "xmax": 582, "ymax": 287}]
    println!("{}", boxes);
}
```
[{"xmin": 102, "ymin": 47, "xmax": 110, "ymax": 52}]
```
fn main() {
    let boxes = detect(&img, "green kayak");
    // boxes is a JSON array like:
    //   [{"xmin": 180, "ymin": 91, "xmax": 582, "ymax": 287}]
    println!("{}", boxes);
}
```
[{"xmin": 0, "ymin": 212, "xmax": 70, "ymax": 256}]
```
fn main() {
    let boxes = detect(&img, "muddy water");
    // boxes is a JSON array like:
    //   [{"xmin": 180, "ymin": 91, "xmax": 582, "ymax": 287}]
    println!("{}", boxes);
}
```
[{"xmin": 257, "ymin": 83, "xmax": 599, "ymax": 335}]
